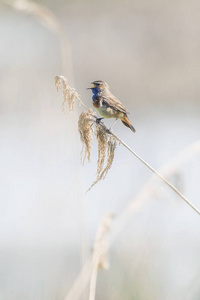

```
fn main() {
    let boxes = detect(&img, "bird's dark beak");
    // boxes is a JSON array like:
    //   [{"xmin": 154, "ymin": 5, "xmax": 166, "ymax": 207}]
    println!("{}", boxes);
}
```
[{"xmin": 87, "ymin": 87, "xmax": 92, "ymax": 90}]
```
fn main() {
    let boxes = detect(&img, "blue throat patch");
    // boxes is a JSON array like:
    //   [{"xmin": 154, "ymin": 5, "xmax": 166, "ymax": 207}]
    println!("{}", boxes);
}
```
[{"xmin": 92, "ymin": 87, "xmax": 101, "ymax": 102}]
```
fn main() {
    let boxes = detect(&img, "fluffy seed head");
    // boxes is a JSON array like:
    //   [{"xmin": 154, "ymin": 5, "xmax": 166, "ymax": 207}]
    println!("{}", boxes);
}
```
[
  {"xmin": 55, "ymin": 75, "xmax": 81, "ymax": 112},
  {"xmin": 78, "ymin": 109, "xmax": 94, "ymax": 164},
  {"xmin": 92, "ymin": 213, "xmax": 115, "ymax": 270}
]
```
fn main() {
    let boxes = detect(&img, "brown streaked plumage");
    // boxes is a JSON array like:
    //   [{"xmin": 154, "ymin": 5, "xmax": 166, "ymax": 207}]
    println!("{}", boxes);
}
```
[{"xmin": 88, "ymin": 80, "xmax": 136, "ymax": 132}]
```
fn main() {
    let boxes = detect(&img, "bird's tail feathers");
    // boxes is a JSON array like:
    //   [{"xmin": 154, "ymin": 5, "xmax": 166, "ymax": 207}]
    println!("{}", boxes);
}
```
[{"xmin": 121, "ymin": 115, "xmax": 136, "ymax": 133}]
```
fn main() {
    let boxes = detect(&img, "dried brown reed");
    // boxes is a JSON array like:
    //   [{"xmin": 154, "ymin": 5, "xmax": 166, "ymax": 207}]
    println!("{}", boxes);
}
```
[
  {"xmin": 96, "ymin": 127, "xmax": 117, "ymax": 181},
  {"xmin": 87, "ymin": 135, "xmax": 117, "ymax": 193},
  {"xmin": 92, "ymin": 213, "xmax": 114, "ymax": 271},
  {"xmin": 55, "ymin": 75, "xmax": 81, "ymax": 112},
  {"xmin": 7, "ymin": 0, "xmax": 61, "ymax": 32},
  {"xmin": 6, "ymin": 0, "xmax": 74, "ymax": 76},
  {"xmin": 99, "ymin": 137, "xmax": 117, "ymax": 180},
  {"xmin": 78, "ymin": 110, "xmax": 94, "ymax": 164},
  {"xmin": 96, "ymin": 125, "xmax": 109, "ymax": 177},
  {"xmin": 89, "ymin": 214, "xmax": 115, "ymax": 300}
]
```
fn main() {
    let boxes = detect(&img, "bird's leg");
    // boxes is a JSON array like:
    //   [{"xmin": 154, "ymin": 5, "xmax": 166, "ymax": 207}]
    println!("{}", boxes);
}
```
[
  {"xmin": 109, "ymin": 118, "xmax": 118, "ymax": 131},
  {"xmin": 96, "ymin": 117, "xmax": 104, "ymax": 124}
]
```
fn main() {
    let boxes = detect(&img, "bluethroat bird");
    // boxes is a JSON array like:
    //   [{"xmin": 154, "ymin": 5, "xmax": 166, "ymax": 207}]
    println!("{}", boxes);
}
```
[{"xmin": 87, "ymin": 80, "xmax": 136, "ymax": 132}]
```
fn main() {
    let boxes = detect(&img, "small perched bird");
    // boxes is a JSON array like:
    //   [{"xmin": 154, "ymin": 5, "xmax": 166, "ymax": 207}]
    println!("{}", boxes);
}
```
[{"xmin": 87, "ymin": 80, "xmax": 136, "ymax": 132}]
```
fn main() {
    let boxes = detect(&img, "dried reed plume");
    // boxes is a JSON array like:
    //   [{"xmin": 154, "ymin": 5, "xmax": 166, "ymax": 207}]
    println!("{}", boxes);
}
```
[
  {"xmin": 89, "ymin": 214, "xmax": 115, "ymax": 300},
  {"xmin": 6, "ymin": 0, "xmax": 74, "ymax": 77},
  {"xmin": 80, "ymin": 114, "xmax": 118, "ymax": 192},
  {"xmin": 99, "ymin": 137, "xmax": 117, "ymax": 180},
  {"xmin": 7, "ymin": 0, "xmax": 61, "ymax": 32},
  {"xmin": 87, "ymin": 135, "xmax": 117, "ymax": 192},
  {"xmin": 92, "ymin": 213, "xmax": 114, "ymax": 270},
  {"xmin": 95, "ymin": 126, "xmax": 117, "ymax": 180},
  {"xmin": 55, "ymin": 75, "xmax": 81, "ymax": 112},
  {"xmin": 78, "ymin": 110, "xmax": 94, "ymax": 164},
  {"xmin": 96, "ymin": 125, "xmax": 108, "ymax": 177}
]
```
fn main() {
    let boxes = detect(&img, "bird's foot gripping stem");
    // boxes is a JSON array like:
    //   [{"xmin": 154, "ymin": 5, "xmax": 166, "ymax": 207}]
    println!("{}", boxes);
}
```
[{"xmin": 96, "ymin": 117, "xmax": 104, "ymax": 124}]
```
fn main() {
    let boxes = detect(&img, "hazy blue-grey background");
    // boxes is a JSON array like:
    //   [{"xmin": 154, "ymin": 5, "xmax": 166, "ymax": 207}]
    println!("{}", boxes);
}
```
[{"xmin": 1, "ymin": 0, "xmax": 200, "ymax": 299}]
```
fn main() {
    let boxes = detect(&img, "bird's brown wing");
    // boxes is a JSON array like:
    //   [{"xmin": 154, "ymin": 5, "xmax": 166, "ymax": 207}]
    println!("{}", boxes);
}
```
[{"xmin": 102, "ymin": 91, "xmax": 129, "ymax": 114}]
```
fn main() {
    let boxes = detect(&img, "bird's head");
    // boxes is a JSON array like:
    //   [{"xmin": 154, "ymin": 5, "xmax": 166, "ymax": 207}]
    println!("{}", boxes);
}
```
[{"xmin": 87, "ymin": 80, "xmax": 109, "ymax": 92}]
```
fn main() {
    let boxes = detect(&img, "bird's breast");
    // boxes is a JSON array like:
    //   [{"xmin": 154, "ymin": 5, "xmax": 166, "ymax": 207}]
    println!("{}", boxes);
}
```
[{"xmin": 93, "ymin": 99, "xmax": 124, "ymax": 119}]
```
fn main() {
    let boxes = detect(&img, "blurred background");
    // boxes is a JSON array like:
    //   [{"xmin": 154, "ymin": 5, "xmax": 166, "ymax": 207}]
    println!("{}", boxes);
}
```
[{"xmin": 1, "ymin": 0, "xmax": 200, "ymax": 299}]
